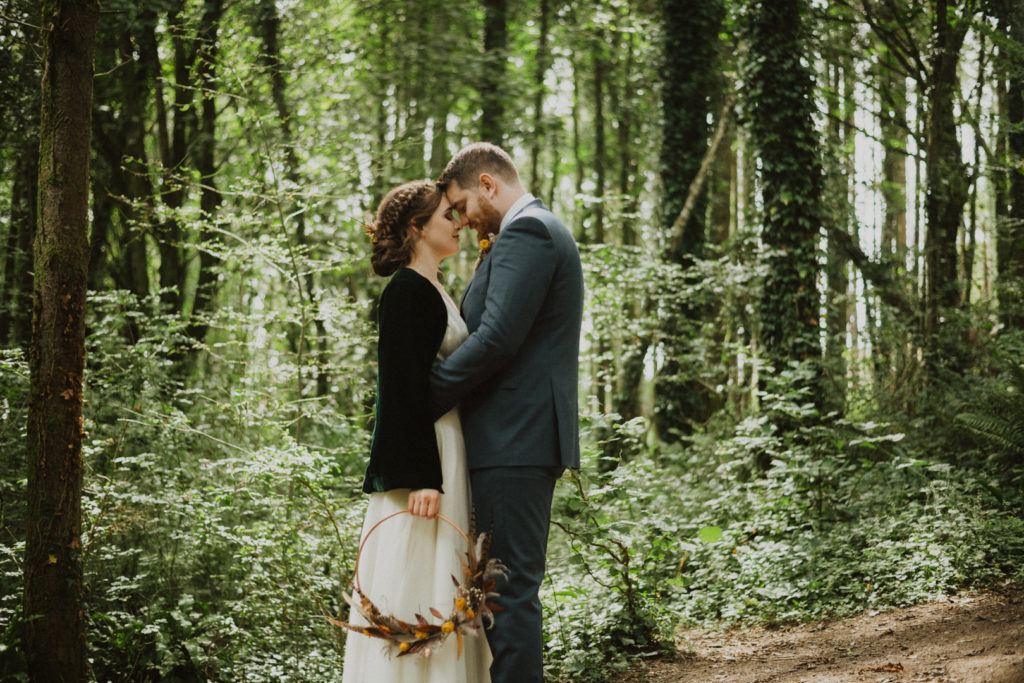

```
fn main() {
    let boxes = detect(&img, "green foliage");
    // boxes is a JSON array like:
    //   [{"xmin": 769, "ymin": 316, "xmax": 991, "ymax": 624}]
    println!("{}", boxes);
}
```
[
  {"xmin": 76, "ymin": 287, "xmax": 373, "ymax": 680},
  {"xmin": 955, "ymin": 362, "xmax": 1024, "ymax": 461},
  {"xmin": 540, "ymin": 363, "xmax": 1024, "ymax": 681},
  {"xmin": 0, "ymin": 349, "xmax": 28, "ymax": 672},
  {"xmin": 543, "ymin": 414, "xmax": 677, "ymax": 682}
]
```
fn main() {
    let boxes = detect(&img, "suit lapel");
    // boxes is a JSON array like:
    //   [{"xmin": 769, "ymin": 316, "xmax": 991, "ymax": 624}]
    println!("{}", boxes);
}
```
[
  {"xmin": 459, "ymin": 277, "xmax": 473, "ymax": 312},
  {"xmin": 460, "ymin": 256, "xmax": 491, "ymax": 326}
]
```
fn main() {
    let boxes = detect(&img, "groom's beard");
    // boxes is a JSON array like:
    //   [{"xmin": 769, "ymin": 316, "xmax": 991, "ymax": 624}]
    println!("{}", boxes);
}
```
[{"xmin": 473, "ymin": 195, "xmax": 503, "ymax": 237}]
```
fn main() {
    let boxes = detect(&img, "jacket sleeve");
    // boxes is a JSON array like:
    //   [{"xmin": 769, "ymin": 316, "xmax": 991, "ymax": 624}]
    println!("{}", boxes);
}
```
[
  {"xmin": 363, "ymin": 273, "xmax": 447, "ymax": 493},
  {"xmin": 428, "ymin": 215, "xmax": 555, "ymax": 419}
]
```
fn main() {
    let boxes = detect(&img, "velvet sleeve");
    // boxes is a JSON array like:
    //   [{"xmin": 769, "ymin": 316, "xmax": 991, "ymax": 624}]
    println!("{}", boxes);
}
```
[{"xmin": 362, "ymin": 270, "xmax": 448, "ymax": 494}]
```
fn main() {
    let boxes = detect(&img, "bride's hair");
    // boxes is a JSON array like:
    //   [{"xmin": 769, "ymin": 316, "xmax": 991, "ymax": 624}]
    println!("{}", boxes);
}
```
[{"xmin": 369, "ymin": 180, "xmax": 442, "ymax": 277}]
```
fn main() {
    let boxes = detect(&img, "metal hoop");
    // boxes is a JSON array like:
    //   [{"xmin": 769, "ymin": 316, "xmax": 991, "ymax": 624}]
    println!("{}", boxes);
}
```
[{"xmin": 353, "ymin": 509, "xmax": 471, "ymax": 594}]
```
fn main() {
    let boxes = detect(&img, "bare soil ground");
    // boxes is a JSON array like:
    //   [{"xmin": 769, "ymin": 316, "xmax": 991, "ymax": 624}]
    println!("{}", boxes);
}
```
[{"xmin": 615, "ymin": 590, "xmax": 1024, "ymax": 683}]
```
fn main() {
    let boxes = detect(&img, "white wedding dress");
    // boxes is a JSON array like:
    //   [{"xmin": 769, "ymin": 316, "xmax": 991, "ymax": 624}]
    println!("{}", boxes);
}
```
[{"xmin": 342, "ymin": 292, "xmax": 492, "ymax": 683}]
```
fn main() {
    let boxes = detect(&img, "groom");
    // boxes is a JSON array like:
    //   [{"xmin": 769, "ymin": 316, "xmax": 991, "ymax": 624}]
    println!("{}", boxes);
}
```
[{"xmin": 429, "ymin": 142, "xmax": 583, "ymax": 683}]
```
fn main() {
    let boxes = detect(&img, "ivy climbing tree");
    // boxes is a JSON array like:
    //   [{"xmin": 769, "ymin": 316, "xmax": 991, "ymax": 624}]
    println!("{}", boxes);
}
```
[{"xmin": 745, "ymin": 0, "xmax": 825, "ymax": 389}]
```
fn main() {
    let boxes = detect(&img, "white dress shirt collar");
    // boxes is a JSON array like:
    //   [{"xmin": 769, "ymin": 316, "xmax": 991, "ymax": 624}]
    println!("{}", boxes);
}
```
[{"xmin": 499, "ymin": 193, "xmax": 537, "ymax": 232}]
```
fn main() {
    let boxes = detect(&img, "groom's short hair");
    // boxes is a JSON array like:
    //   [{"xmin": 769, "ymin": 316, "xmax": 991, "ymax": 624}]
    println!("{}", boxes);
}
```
[{"xmin": 438, "ymin": 142, "xmax": 520, "ymax": 192}]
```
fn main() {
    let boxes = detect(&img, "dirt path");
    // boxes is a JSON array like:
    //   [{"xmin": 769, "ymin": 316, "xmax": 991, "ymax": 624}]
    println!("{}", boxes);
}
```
[{"xmin": 616, "ymin": 590, "xmax": 1023, "ymax": 682}]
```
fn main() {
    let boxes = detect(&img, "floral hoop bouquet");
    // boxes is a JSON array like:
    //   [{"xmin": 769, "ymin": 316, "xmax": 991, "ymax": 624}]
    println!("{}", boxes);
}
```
[{"xmin": 328, "ymin": 510, "xmax": 507, "ymax": 659}]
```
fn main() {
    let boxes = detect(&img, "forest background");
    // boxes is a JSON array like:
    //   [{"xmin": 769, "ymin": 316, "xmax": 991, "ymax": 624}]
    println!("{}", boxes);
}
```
[{"xmin": 1, "ymin": 0, "xmax": 1023, "ymax": 680}]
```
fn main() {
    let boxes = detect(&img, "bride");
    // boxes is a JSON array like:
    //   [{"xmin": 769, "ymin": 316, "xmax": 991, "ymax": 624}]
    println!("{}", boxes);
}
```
[{"xmin": 341, "ymin": 180, "xmax": 492, "ymax": 682}]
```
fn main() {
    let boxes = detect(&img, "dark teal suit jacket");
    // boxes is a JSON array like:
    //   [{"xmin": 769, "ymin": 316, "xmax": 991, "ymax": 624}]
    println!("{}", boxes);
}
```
[
  {"xmin": 363, "ymin": 268, "xmax": 448, "ymax": 493},
  {"xmin": 429, "ymin": 199, "xmax": 583, "ymax": 470}
]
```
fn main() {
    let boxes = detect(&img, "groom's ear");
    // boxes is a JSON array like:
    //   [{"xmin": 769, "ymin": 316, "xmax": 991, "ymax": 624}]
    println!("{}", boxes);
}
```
[{"xmin": 478, "ymin": 173, "xmax": 498, "ymax": 199}]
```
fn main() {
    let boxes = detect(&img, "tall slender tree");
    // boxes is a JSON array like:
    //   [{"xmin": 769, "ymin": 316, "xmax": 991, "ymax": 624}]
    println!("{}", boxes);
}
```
[
  {"xmin": 529, "ymin": 0, "xmax": 551, "ymax": 196},
  {"xmin": 654, "ymin": 0, "xmax": 724, "ymax": 437},
  {"xmin": 186, "ymin": 0, "xmax": 225, "ymax": 345},
  {"xmin": 0, "ymin": 4, "xmax": 40, "ymax": 348},
  {"xmin": 994, "ymin": 0, "xmax": 1024, "ymax": 328},
  {"xmin": 24, "ymin": 0, "xmax": 98, "ymax": 677},
  {"xmin": 481, "ymin": 0, "xmax": 507, "ymax": 144},
  {"xmin": 923, "ymin": 0, "xmax": 975, "ymax": 371}
]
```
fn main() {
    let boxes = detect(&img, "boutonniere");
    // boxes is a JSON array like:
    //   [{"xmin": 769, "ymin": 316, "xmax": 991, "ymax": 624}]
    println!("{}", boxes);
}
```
[{"xmin": 478, "ymin": 231, "xmax": 499, "ymax": 259}]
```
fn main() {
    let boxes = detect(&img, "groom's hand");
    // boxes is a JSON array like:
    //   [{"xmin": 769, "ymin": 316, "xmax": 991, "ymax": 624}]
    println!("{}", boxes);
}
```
[{"xmin": 408, "ymin": 488, "xmax": 441, "ymax": 518}]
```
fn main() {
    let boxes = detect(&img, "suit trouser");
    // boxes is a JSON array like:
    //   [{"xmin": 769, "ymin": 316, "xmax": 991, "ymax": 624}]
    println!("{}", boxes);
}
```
[{"xmin": 470, "ymin": 465, "xmax": 563, "ymax": 683}]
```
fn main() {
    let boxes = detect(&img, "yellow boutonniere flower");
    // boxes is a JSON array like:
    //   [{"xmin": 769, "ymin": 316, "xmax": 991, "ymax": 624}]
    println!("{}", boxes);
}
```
[{"xmin": 479, "ymin": 237, "xmax": 491, "ymax": 252}]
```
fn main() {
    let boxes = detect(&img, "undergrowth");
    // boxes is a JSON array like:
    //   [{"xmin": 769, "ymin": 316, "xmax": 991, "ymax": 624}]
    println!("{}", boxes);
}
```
[{"xmin": 540, "ymin": 360, "xmax": 1024, "ymax": 682}]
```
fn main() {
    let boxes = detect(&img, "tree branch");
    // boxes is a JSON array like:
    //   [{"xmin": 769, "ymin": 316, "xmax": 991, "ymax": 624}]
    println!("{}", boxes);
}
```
[
  {"xmin": 667, "ymin": 93, "xmax": 735, "ymax": 255},
  {"xmin": 828, "ymin": 224, "xmax": 916, "ymax": 316}
]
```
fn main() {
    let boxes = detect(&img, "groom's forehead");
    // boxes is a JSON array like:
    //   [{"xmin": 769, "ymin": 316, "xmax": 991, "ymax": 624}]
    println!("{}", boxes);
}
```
[{"xmin": 445, "ymin": 183, "xmax": 473, "ymax": 203}]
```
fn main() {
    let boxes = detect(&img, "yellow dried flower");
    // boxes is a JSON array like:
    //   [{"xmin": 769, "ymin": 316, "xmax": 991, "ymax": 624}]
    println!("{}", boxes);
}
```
[
  {"xmin": 399, "ymin": 642, "xmax": 410, "ymax": 652},
  {"xmin": 455, "ymin": 597, "xmax": 467, "ymax": 611},
  {"xmin": 465, "ymin": 608, "xmax": 475, "ymax": 619},
  {"xmin": 415, "ymin": 630, "xmax": 428, "ymax": 640},
  {"xmin": 479, "ymin": 238, "xmax": 491, "ymax": 251},
  {"xmin": 441, "ymin": 621, "xmax": 455, "ymax": 634}
]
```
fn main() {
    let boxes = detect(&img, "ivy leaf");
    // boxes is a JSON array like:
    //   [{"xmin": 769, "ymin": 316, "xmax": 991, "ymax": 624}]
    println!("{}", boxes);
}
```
[{"xmin": 697, "ymin": 525, "xmax": 723, "ymax": 544}]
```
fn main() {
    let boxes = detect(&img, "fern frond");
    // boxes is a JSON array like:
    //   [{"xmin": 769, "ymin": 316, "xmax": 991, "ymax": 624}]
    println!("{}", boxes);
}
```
[{"xmin": 954, "ymin": 413, "xmax": 1024, "ymax": 455}]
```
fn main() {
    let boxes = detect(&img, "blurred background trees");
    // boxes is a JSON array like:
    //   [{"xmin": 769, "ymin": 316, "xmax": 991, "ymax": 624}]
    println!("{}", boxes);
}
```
[{"xmin": 1, "ymin": 0, "xmax": 1022, "ymax": 679}]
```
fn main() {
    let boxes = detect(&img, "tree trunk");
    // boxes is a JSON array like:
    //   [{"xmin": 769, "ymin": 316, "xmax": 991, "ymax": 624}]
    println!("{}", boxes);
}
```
[
  {"xmin": 24, "ymin": 0, "xmax": 97, "ymax": 678},
  {"xmin": 611, "ymin": 24, "xmax": 646, "ymax": 423},
  {"xmin": 90, "ymin": 13, "xmax": 154, "ymax": 306},
  {"xmin": 571, "ymin": 50, "xmax": 584, "ymax": 237},
  {"xmin": 529, "ymin": 0, "xmax": 550, "ymax": 196},
  {"xmin": 876, "ymin": 34, "xmax": 911, "ymax": 389},
  {"xmin": 258, "ymin": 0, "xmax": 331, "ymax": 413},
  {"xmin": 748, "ymin": 0, "xmax": 824, "ymax": 378},
  {"xmin": 923, "ymin": 0, "xmax": 971, "ymax": 369},
  {"xmin": 155, "ymin": 2, "xmax": 192, "ymax": 313},
  {"xmin": 824, "ymin": 53, "xmax": 851, "ymax": 412},
  {"xmin": 997, "ymin": 0, "xmax": 1024, "ymax": 328},
  {"xmin": 4, "ymin": 136, "xmax": 38, "ymax": 348},
  {"xmin": 592, "ymin": 30, "xmax": 607, "ymax": 245},
  {"xmin": 186, "ymin": 0, "xmax": 224, "ymax": 344},
  {"xmin": 1, "ymin": 17, "xmax": 41, "ymax": 348},
  {"xmin": 654, "ymin": 0, "xmax": 724, "ymax": 438},
  {"xmin": 480, "ymin": 0, "xmax": 506, "ymax": 144}
]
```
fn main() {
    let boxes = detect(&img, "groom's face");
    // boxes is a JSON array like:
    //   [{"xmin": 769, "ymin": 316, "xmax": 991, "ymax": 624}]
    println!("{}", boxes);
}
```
[{"xmin": 445, "ymin": 179, "xmax": 502, "ymax": 239}]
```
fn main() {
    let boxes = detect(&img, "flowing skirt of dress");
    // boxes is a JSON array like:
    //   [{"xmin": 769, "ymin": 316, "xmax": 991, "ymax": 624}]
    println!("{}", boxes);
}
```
[{"xmin": 341, "ymin": 406, "xmax": 493, "ymax": 683}]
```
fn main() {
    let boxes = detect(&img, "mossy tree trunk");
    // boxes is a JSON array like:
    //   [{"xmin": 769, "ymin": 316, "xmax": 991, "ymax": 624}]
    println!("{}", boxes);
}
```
[
  {"xmin": 747, "ymin": 0, "xmax": 825, "ymax": 394},
  {"xmin": 24, "ymin": 0, "xmax": 98, "ymax": 678}
]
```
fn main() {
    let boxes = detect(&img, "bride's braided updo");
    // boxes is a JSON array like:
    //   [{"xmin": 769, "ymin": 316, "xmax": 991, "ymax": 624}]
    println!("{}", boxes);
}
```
[{"xmin": 368, "ymin": 180, "xmax": 442, "ymax": 277}]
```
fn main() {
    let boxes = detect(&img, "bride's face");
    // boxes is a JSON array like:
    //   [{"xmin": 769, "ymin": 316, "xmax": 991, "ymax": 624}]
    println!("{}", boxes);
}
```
[{"xmin": 413, "ymin": 196, "xmax": 461, "ymax": 261}]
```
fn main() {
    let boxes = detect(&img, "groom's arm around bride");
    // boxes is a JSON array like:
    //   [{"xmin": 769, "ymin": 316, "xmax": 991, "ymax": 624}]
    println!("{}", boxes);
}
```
[{"xmin": 429, "ymin": 142, "xmax": 584, "ymax": 683}]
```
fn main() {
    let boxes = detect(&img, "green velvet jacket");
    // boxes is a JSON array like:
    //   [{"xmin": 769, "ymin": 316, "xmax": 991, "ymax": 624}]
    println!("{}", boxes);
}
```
[{"xmin": 362, "ymin": 268, "xmax": 448, "ymax": 494}]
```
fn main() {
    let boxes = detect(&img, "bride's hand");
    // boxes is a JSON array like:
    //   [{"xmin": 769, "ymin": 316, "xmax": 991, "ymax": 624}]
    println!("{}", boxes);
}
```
[{"xmin": 408, "ymin": 488, "xmax": 441, "ymax": 518}]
